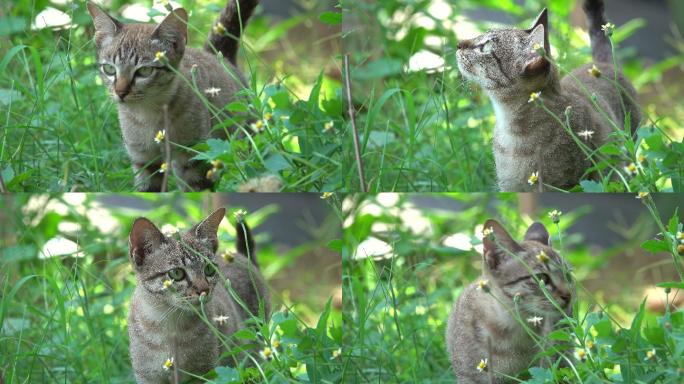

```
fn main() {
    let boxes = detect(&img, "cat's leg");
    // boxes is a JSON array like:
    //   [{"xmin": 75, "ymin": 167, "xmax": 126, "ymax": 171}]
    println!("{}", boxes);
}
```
[
  {"xmin": 132, "ymin": 162, "xmax": 163, "ymax": 192},
  {"xmin": 172, "ymin": 151, "xmax": 215, "ymax": 191}
]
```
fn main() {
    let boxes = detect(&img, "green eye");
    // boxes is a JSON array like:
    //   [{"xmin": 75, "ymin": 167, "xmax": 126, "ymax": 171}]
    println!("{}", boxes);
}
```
[
  {"xmin": 204, "ymin": 263, "xmax": 217, "ymax": 277},
  {"xmin": 136, "ymin": 66, "xmax": 154, "ymax": 77},
  {"xmin": 168, "ymin": 268, "xmax": 186, "ymax": 281},
  {"xmin": 101, "ymin": 64, "xmax": 116, "ymax": 76}
]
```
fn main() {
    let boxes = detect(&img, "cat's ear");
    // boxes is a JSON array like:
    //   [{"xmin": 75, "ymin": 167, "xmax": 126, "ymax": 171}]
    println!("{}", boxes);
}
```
[
  {"xmin": 129, "ymin": 218, "xmax": 166, "ymax": 267},
  {"xmin": 527, "ymin": 8, "xmax": 550, "ymax": 54},
  {"xmin": 523, "ymin": 222, "xmax": 550, "ymax": 245},
  {"xmin": 482, "ymin": 219, "xmax": 522, "ymax": 271},
  {"xmin": 86, "ymin": 2, "xmax": 123, "ymax": 46},
  {"xmin": 152, "ymin": 8, "xmax": 188, "ymax": 49},
  {"xmin": 192, "ymin": 208, "xmax": 225, "ymax": 253}
]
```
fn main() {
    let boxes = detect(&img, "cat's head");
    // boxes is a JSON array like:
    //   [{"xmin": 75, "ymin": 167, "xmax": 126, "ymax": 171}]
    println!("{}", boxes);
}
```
[
  {"xmin": 86, "ymin": 2, "xmax": 187, "ymax": 103},
  {"xmin": 456, "ymin": 9, "xmax": 551, "ymax": 95},
  {"xmin": 481, "ymin": 219, "xmax": 574, "ymax": 317},
  {"xmin": 128, "ymin": 208, "xmax": 228, "ymax": 311}
]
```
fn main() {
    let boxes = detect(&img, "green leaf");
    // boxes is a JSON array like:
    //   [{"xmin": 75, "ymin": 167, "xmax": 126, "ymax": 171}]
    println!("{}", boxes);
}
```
[
  {"xmin": 353, "ymin": 58, "xmax": 403, "ymax": 80},
  {"xmin": 641, "ymin": 239, "xmax": 670, "ymax": 253},
  {"xmin": 264, "ymin": 153, "xmax": 290, "ymax": 173},
  {"xmin": 192, "ymin": 139, "xmax": 231, "ymax": 161},
  {"xmin": 580, "ymin": 180, "xmax": 604, "ymax": 192},
  {"xmin": 656, "ymin": 281, "xmax": 684, "ymax": 289},
  {"xmin": 319, "ymin": 11, "xmax": 341, "ymax": 25},
  {"xmin": 215, "ymin": 366, "xmax": 241, "ymax": 383}
]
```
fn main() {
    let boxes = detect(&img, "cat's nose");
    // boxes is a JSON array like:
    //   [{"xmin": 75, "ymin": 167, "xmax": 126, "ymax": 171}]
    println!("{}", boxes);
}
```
[
  {"xmin": 457, "ymin": 40, "xmax": 473, "ymax": 50},
  {"xmin": 114, "ymin": 78, "xmax": 131, "ymax": 100}
]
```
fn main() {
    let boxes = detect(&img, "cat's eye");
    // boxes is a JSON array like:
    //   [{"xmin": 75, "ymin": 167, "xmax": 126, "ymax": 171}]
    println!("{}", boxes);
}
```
[
  {"xmin": 101, "ymin": 64, "xmax": 116, "ymax": 76},
  {"xmin": 136, "ymin": 66, "xmax": 155, "ymax": 77},
  {"xmin": 204, "ymin": 263, "xmax": 217, "ymax": 277},
  {"xmin": 168, "ymin": 268, "xmax": 186, "ymax": 281}
]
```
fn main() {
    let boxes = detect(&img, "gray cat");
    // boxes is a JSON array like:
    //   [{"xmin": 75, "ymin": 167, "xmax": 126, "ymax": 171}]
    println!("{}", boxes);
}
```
[
  {"xmin": 456, "ymin": 0, "xmax": 640, "ymax": 191},
  {"xmin": 446, "ymin": 220, "xmax": 574, "ymax": 383},
  {"xmin": 127, "ymin": 208, "xmax": 270, "ymax": 383},
  {"xmin": 87, "ymin": 0, "xmax": 258, "ymax": 191}
]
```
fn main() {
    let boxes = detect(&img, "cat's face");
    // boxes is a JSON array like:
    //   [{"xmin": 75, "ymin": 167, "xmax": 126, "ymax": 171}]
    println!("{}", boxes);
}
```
[
  {"xmin": 482, "ymin": 219, "xmax": 574, "ymax": 318},
  {"xmin": 456, "ymin": 9, "xmax": 550, "ymax": 94},
  {"xmin": 86, "ymin": 3, "xmax": 187, "ymax": 103},
  {"xmin": 128, "ymin": 209, "xmax": 225, "ymax": 311}
]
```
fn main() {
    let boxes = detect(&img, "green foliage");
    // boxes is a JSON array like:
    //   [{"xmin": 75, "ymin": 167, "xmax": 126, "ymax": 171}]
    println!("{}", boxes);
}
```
[
  {"xmin": 342, "ymin": 0, "xmax": 684, "ymax": 192},
  {"xmin": 0, "ymin": 194, "xmax": 342, "ymax": 382},
  {"xmin": 0, "ymin": 0, "xmax": 341, "ymax": 192},
  {"xmin": 341, "ymin": 193, "xmax": 684, "ymax": 382}
]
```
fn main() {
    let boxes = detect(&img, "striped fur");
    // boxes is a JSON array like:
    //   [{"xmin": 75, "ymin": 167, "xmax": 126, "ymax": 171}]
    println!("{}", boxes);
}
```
[
  {"xmin": 204, "ymin": 0, "xmax": 260, "ymax": 64},
  {"xmin": 446, "ymin": 220, "xmax": 574, "ymax": 383},
  {"xmin": 456, "ymin": 1, "xmax": 640, "ymax": 191},
  {"xmin": 86, "ymin": 2, "xmax": 254, "ymax": 191},
  {"xmin": 127, "ymin": 208, "xmax": 270, "ymax": 383}
]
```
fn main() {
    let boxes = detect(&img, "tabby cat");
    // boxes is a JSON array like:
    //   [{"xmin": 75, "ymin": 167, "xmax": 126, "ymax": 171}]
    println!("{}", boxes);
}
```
[
  {"xmin": 127, "ymin": 208, "xmax": 270, "ymax": 383},
  {"xmin": 456, "ymin": 0, "xmax": 640, "ymax": 191},
  {"xmin": 87, "ymin": 0, "xmax": 258, "ymax": 191},
  {"xmin": 446, "ymin": 220, "xmax": 574, "ymax": 383}
]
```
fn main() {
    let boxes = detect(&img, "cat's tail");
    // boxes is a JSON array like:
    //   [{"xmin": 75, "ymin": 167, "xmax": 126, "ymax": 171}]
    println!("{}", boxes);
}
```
[
  {"xmin": 204, "ymin": 0, "xmax": 259, "ymax": 64},
  {"xmin": 583, "ymin": 0, "xmax": 612, "ymax": 63},
  {"xmin": 236, "ymin": 219, "xmax": 259, "ymax": 268}
]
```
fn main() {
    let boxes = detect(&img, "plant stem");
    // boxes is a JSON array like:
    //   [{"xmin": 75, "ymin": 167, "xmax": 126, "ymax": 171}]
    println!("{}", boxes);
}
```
[{"xmin": 343, "ymin": 54, "xmax": 367, "ymax": 192}]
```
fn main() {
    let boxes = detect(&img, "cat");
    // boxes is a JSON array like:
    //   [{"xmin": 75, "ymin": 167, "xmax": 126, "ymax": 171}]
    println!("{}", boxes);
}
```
[
  {"xmin": 456, "ymin": 0, "xmax": 641, "ymax": 191},
  {"xmin": 86, "ymin": 0, "xmax": 258, "ymax": 192},
  {"xmin": 446, "ymin": 220, "xmax": 574, "ymax": 384},
  {"xmin": 127, "ymin": 208, "xmax": 270, "ymax": 383}
]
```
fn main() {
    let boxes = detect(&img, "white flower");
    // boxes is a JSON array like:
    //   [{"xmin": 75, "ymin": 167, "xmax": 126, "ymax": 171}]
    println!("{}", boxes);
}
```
[
  {"xmin": 548, "ymin": 209, "xmax": 562, "ymax": 223},
  {"xmin": 162, "ymin": 357, "xmax": 174, "ymax": 370},
  {"xmin": 320, "ymin": 192, "xmax": 333, "ymax": 200},
  {"xmin": 233, "ymin": 209, "xmax": 247, "ymax": 222},
  {"xmin": 331, "ymin": 348, "xmax": 341, "ymax": 360},
  {"xmin": 162, "ymin": 279, "xmax": 173, "ymax": 290},
  {"xmin": 528, "ymin": 171, "xmax": 539, "ymax": 186},
  {"xmin": 259, "ymin": 347, "xmax": 274, "ymax": 361},
  {"xmin": 154, "ymin": 130, "xmax": 166, "ymax": 144},
  {"xmin": 528, "ymin": 91, "xmax": 541, "ymax": 103},
  {"xmin": 476, "ymin": 358, "xmax": 488, "ymax": 372},
  {"xmin": 204, "ymin": 87, "xmax": 221, "ymax": 97},
  {"xmin": 636, "ymin": 192, "xmax": 649, "ymax": 199},
  {"xmin": 527, "ymin": 316, "xmax": 544, "ymax": 327},
  {"xmin": 154, "ymin": 51, "xmax": 167, "ymax": 63},
  {"xmin": 577, "ymin": 130, "xmax": 594, "ymax": 140},
  {"xmin": 645, "ymin": 348, "xmax": 656, "ymax": 360},
  {"xmin": 213, "ymin": 315, "xmax": 230, "ymax": 325}
]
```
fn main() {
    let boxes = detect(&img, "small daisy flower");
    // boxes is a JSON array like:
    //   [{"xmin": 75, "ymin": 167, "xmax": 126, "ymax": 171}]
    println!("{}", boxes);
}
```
[
  {"xmin": 586, "ymin": 340, "xmax": 595, "ymax": 349},
  {"xmin": 645, "ymin": 348, "xmax": 655, "ymax": 360},
  {"xmin": 264, "ymin": 112, "xmax": 273, "ymax": 121},
  {"xmin": 526, "ymin": 316, "xmax": 543, "ymax": 327},
  {"xmin": 204, "ymin": 87, "xmax": 221, "ymax": 97},
  {"xmin": 575, "ymin": 348, "xmax": 587, "ymax": 361},
  {"xmin": 321, "ymin": 192, "xmax": 333, "ymax": 200},
  {"xmin": 233, "ymin": 209, "xmax": 247, "ymax": 222},
  {"xmin": 588, "ymin": 64, "xmax": 601, "ymax": 78},
  {"xmin": 324, "ymin": 121, "xmax": 334, "ymax": 132},
  {"xmin": 222, "ymin": 250, "xmax": 235, "ymax": 263},
  {"xmin": 162, "ymin": 357, "xmax": 174, "ymax": 370},
  {"xmin": 678, "ymin": 244, "xmax": 684, "ymax": 256},
  {"xmin": 548, "ymin": 209, "xmax": 562, "ymax": 223},
  {"xmin": 476, "ymin": 358, "xmax": 488, "ymax": 372},
  {"xmin": 601, "ymin": 22, "xmax": 616, "ymax": 36},
  {"xmin": 638, "ymin": 154, "xmax": 646, "ymax": 163},
  {"xmin": 528, "ymin": 171, "xmax": 539, "ymax": 186},
  {"xmin": 478, "ymin": 279, "xmax": 490, "ymax": 293},
  {"xmin": 528, "ymin": 91, "xmax": 541, "ymax": 103},
  {"xmin": 332, "ymin": 348, "xmax": 342, "ymax": 359},
  {"xmin": 415, "ymin": 305, "xmax": 427, "ymax": 315},
  {"xmin": 677, "ymin": 231, "xmax": 683, "ymax": 242},
  {"xmin": 536, "ymin": 251, "xmax": 550, "ymax": 264},
  {"xmin": 532, "ymin": 43, "xmax": 544, "ymax": 54},
  {"xmin": 211, "ymin": 159, "xmax": 224, "ymax": 170},
  {"xmin": 578, "ymin": 130, "xmax": 594, "ymax": 140},
  {"xmin": 482, "ymin": 226, "xmax": 494, "ymax": 238},
  {"xmin": 272, "ymin": 339, "xmax": 281, "ymax": 349},
  {"xmin": 162, "ymin": 279, "xmax": 173, "ymax": 290},
  {"xmin": 213, "ymin": 314, "xmax": 230, "ymax": 325},
  {"xmin": 212, "ymin": 22, "xmax": 226, "ymax": 35},
  {"xmin": 636, "ymin": 192, "xmax": 649, "ymax": 199},
  {"xmin": 259, "ymin": 347, "xmax": 274, "ymax": 361},
  {"xmin": 250, "ymin": 120, "xmax": 265, "ymax": 133},
  {"xmin": 159, "ymin": 162, "xmax": 168, "ymax": 173},
  {"xmin": 154, "ymin": 51, "xmax": 167, "ymax": 63},
  {"xmin": 154, "ymin": 130, "xmax": 166, "ymax": 144},
  {"xmin": 624, "ymin": 163, "xmax": 637, "ymax": 176}
]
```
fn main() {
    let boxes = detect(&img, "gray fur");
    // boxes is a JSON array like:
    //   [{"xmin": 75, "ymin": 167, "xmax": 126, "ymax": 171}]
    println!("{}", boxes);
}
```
[
  {"xmin": 446, "ymin": 220, "xmax": 574, "ymax": 383},
  {"xmin": 127, "ymin": 208, "xmax": 270, "ymax": 383},
  {"xmin": 86, "ymin": 2, "xmax": 254, "ymax": 191},
  {"xmin": 456, "ymin": 1, "xmax": 640, "ymax": 191}
]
